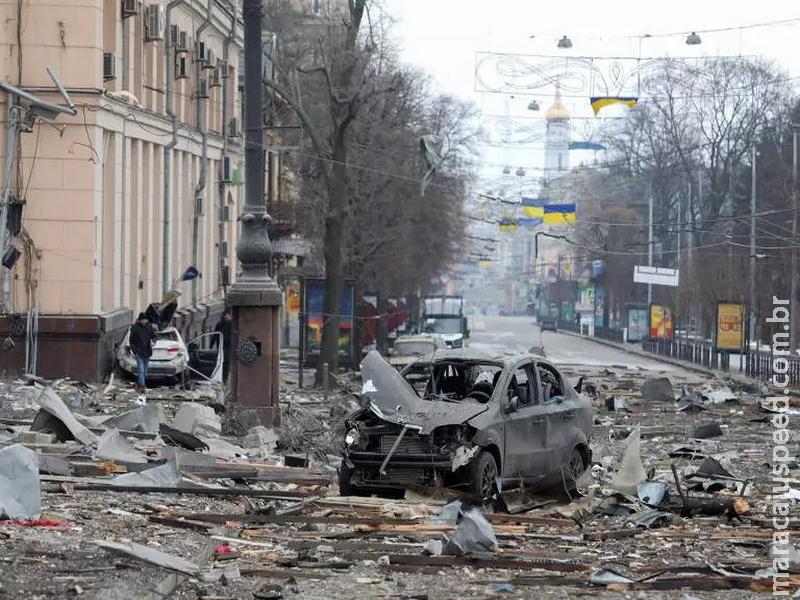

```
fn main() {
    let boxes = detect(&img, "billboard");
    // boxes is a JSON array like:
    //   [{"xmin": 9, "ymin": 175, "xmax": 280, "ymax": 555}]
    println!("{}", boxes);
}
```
[
  {"xmin": 649, "ymin": 304, "xmax": 673, "ymax": 340},
  {"xmin": 627, "ymin": 307, "xmax": 648, "ymax": 342},
  {"xmin": 302, "ymin": 279, "xmax": 356, "ymax": 367},
  {"xmin": 715, "ymin": 302, "xmax": 744, "ymax": 352}
]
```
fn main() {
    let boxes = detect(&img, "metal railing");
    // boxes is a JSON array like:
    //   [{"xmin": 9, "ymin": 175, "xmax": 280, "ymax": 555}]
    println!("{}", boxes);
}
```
[
  {"xmin": 557, "ymin": 320, "xmax": 581, "ymax": 333},
  {"xmin": 569, "ymin": 325, "xmax": 800, "ymax": 386}
]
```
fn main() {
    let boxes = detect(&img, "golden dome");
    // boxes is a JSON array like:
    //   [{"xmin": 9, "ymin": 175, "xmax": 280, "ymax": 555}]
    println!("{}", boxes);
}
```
[{"xmin": 545, "ymin": 85, "xmax": 570, "ymax": 121}]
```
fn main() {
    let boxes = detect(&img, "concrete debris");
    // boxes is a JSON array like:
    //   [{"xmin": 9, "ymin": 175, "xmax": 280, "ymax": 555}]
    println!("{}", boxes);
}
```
[
  {"xmin": 640, "ymin": 376, "xmax": 675, "ymax": 401},
  {"xmin": 692, "ymin": 422, "xmax": 724, "ymax": 439},
  {"xmin": 173, "ymin": 403, "xmax": 222, "ymax": 438},
  {"xmin": 96, "ymin": 539, "xmax": 201, "ymax": 575},
  {"xmin": 242, "ymin": 425, "xmax": 279, "ymax": 452},
  {"xmin": 99, "ymin": 403, "xmax": 161, "ymax": 433},
  {"xmin": 0, "ymin": 444, "xmax": 41, "ymax": 519}
]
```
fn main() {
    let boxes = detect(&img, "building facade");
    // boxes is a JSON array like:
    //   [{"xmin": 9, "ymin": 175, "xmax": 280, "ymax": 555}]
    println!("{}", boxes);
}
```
[{"xmin": 0, "ymin": 0, "xmax": 244, "ymax": 379}]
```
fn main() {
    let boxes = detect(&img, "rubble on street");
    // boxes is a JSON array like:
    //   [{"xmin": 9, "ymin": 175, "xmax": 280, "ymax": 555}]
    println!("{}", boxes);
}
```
[{"xmin": 1, "ymin": 358, "xmax": 799, "ymax": 599}]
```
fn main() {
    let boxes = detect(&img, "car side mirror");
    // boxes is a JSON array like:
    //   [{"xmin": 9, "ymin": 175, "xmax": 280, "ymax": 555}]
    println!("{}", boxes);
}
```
[{"xmin": 506, "ymin": 397, "xmax": 519, "ymax": 413}]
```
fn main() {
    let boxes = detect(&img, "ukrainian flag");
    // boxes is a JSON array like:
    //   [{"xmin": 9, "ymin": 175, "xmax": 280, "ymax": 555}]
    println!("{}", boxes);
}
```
[
  {"xmin": 543, "ymin": 204, "xmax": 576, "ymax": 224},
  {"xmin": 518, "ymin": 218, "xmax": 543, "ymax": 229},
  {"xmin": 499, "ymin": 217, "xmax": 518, "ymax": 232},
  {"xmin": 521, "ymin": 197, "xmax": 547, "ymax": 219},
  {"xmin": 589, "ymin": 96, "xmax": 638, "ymax": 116}
]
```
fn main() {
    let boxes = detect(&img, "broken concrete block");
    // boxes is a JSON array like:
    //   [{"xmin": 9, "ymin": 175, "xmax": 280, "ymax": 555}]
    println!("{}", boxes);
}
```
[
  {"xmin": 243, "ymin": 426, "xmax": 279, "ymax": 450},
  {"xmin": 640, "ymin": 377, "xmax": 675, "ymax": 401},
  {"xmin": 20, "ymin": 431, "xmax": 55, "ymax": 445},
  {"xmin": 0, "ymin": 444, "xmax": 42, "ymax": 519},
  {"xmin": 173, "ymin": 403, "xmax": 222, "ymax": 438}
]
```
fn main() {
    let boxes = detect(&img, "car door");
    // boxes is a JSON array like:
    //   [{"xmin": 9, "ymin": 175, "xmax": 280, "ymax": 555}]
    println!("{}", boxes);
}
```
[
  {"xmin": 501, "ymin": 360, "xmax": 549, "ymax": 482},
  {"xmin": 537, "ymin": 361, "xmax": 576, "ymax": 472},
  {"xmin": 187, "ymin": 332, "xmax": 223, "ymax": 385}
]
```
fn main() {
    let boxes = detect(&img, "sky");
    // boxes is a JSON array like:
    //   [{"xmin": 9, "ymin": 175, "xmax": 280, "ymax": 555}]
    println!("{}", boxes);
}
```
[{"xmin": 386, "ymin": 1, "xmax": 800, "ymax": 197}]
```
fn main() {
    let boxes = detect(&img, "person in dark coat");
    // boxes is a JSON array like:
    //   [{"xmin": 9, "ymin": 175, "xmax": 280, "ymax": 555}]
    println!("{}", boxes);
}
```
[
  {"xmin": 129, "ymin": 312, "xmax": 155, "ymax": 393},
  {"xmin": 214, "ymin": 308, "xmax": 232, "ymax": 383}
]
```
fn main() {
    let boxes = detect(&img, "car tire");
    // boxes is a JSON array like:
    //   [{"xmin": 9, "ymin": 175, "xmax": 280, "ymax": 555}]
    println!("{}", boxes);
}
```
[
  {"xmin": 566, "ymin": 446, "xmax": 587, "ymax": 480},
  {"xmin": 468, "ymin": 451, "xmax": 498, "ymax": 499}
]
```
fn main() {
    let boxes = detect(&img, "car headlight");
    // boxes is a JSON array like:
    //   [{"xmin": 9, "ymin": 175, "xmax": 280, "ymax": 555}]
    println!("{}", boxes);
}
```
[{"xmin": 345, "ymin": 427, "xmax": 360, "ymax": 447}]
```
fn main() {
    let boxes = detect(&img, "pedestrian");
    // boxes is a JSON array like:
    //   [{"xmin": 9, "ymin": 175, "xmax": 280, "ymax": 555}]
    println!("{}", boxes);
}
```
[
  {"xmin": 129, "ymin": 312, "xmax": 155, "ymax": 393},
  {"xmin": 214, "ymin": 308, "xmax": 232, "ymax": 383}
]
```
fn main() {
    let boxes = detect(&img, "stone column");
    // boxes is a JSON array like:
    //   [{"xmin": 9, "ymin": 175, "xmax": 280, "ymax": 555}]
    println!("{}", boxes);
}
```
[{"xmin": 228, "ymin": 0, "xmax": 282, "ymax": 429}]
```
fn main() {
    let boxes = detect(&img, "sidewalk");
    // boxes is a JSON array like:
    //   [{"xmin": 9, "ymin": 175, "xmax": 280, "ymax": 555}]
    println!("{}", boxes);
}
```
[{"xmin": 558, "ymin": 329, "xmax": 743, "ymax": 381}]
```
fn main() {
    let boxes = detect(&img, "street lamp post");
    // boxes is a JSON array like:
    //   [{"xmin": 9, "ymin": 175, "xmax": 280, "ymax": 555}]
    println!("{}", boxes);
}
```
[
  {"xmin": 227, "ymin": 0, "xmax": 283, "ymax": 428},
  {"xmin": 749, "ymin": 144, "xmax": 757, "ymax": 349},
  {"xmin": 791, "ymin": 126, "xmax": 798, "ymax": 353}
]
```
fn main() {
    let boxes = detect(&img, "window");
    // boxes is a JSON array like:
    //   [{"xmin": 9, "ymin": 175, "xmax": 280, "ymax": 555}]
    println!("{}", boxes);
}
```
[
  {"xmin": 538, "ymin": 363, "xmax": 564, "ymax": 402},
  {"xmin": 507, "ymin": 365, "xmax": 533, "ymax": 405}
]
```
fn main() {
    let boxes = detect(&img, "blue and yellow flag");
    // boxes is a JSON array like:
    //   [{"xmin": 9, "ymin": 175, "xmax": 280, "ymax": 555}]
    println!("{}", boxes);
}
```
[
  {"xmin": 499, "ymin": 217, "xmax": 518, "ymax": 232},
  {"xmin": 543, "ymin": 204, "xmax": 576, "ymax": 224},
  {"xmin": 518, "ymin": 217, "xmax": 543, "ymax": 229},
  {"xmin": 589, "ymin": 96, "xmax": 638, "ymax": 116},
  {"xmin": 521, "ymin": 197, "xmax": 547, "ymax": 219}
]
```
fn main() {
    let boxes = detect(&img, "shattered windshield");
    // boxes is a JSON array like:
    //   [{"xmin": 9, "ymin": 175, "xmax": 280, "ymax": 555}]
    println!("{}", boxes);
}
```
[
  {"xmin": 425, "ymin": 318, "xmax": 462, "ymax": 335},
  {"xmin": 394, "ymin": 341, "xmax": 435, "ymax": 356},
  {"xmin": 403, "ymin": 359, "xmax": 501, "ymax": 402}
]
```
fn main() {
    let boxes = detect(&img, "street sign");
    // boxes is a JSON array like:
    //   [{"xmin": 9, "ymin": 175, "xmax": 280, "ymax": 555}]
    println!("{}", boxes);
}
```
[{"xmin": 633, "ymin": 266, "xmax": 679, "ymax": 287}]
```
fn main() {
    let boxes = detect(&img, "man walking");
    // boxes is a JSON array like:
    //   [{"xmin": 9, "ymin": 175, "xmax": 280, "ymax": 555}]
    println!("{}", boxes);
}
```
[
  {"xmin": 214, "ymin": 308, "xmax": 232, "ymax": 383},
  {"xmin": 129, "ymin": 312, "xmax": 155, "ymax": 393}
]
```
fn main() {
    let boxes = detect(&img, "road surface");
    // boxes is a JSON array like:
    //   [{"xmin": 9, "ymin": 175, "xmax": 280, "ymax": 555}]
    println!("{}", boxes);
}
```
[{"xmin": 469, "ymin": 315, "xmax": 694, "ymax": 373}]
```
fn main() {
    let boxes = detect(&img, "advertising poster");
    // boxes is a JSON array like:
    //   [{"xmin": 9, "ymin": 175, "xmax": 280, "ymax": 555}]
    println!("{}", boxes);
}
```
[
  {"xmin": 303, "ymin": 279, "xmax": 356, "ymax": 367},
  {"xmin": 627, "ymin": 307, "xmax": 648, "ymax": 342},
  {"xmin": 715, "ymin": 302, "xmax": 744, "ymax": 352},
  {"xmin": 286, "ymin": 281, "xmax": 301, "ymax": 315},
  {"xmin": 649, "ymin": 304, "xmax": 674, "ymax": 340}
]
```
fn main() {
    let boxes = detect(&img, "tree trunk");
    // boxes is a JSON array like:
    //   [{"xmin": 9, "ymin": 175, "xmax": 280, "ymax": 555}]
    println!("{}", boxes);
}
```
[{"xmin": 316, "ymin": 145, "xmax": 347, "ymax": 385}]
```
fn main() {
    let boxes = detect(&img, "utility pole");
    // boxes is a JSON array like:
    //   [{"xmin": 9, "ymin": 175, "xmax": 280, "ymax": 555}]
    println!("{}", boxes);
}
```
[
  {"xmin": 791, "ymin": 126, "xmax": 798, "ymax": 352},
  {"xmin": 647, "ymin": 177, "xmax": 653, "ymax": 306},
  {"xmin": 749, "ymin": 144, "xmax": 757, "ymax": 348}
]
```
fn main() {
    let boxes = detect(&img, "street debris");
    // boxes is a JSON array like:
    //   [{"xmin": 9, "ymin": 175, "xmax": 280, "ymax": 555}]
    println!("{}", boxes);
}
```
[{"xmin": 0, "ymin": 351, "xmax": 797, "ymax": 598}]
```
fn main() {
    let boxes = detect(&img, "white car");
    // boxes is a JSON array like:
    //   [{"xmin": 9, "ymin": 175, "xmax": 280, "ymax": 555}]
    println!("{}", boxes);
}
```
[{"xmin": 115, "ymin": 302, "xmax": 223, "ymax": 386}]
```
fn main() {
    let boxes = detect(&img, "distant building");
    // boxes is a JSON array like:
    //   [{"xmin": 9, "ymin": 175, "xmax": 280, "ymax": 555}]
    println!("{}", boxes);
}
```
[{"xmin": 543, "ymin": 85, "xmax": 570, "ymax": 185}]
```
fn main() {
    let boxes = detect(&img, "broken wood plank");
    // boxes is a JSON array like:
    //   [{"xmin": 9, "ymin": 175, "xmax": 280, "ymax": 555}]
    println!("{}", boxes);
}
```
[
  {"xmin": 42, "ymin": 483, "xmax": 311, "ymax": 500},
  {"xmin": 96, "ymin": 540, "xmax": 201, "ymax": 575},
  {"xmin": 148, "ymin": 515, "xmax": 213, "ymax": 533},
  {"xmin": 484, "ymin": 514, "xmax": 575, "ymax": 527},
  {"xmin": 583, "ymin": 528, "xmax": 643, "ymax": 541},
  {"xmin": 343, "ymin": 553, "xmax": 591, "ymax": 572}
]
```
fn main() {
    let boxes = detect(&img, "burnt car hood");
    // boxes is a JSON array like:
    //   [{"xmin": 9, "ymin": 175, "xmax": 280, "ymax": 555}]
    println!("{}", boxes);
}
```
[{"xmin": 360, "ymin": 350, "xmax": 488, "ymax": 435}]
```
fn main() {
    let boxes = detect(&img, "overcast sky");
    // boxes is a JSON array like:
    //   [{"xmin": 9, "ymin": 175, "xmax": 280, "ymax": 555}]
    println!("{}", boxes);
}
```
[{"xmin": 386, "ymin": 2, "xmax": 800, "ymax": 190}]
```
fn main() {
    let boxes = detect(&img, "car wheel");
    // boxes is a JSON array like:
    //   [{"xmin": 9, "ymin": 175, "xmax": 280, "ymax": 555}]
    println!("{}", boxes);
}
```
[
  {"xmin": 566, "ymin": 446, "xmax": 587, "ymax": 480},
  {"xmin": 468, "ymin": 451, "xmax": 498, "ymax": 498}
]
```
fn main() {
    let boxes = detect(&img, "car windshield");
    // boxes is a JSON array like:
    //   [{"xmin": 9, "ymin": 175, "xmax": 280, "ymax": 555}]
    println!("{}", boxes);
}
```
[
  {"xmin": 403, "ymin": 359, "xmax": 502, "ymax": 402},
  {"xmin": 394, "ymin": 341, "xmax": 435, "ymax": 356},
  {"xmin": 155, "ymin": 330, "xmax": 180, "ymax": 342},
  {"xmin": 425, "ymin": 319, "xmax": 462, "ymax": 335}
]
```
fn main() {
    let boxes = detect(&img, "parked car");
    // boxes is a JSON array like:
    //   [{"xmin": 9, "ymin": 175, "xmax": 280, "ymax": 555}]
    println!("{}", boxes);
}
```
[
  {"xmin": 387, "ymin": 334, "xmax": 442, "ymax": 370},
  {"xmin": 340, "ymin": 348, "xmax": 592, "ymax": 498},
  {"xmin": 115, "ymin": 301, "xmax": 223, "ymax": 386},
  {"xmin": 539, "ymin": 316, "xmax": 557, "ymax": 332}
]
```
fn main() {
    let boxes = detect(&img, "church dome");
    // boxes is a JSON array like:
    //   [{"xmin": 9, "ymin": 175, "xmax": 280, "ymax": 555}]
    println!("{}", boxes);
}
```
[{"xmin": 545, "ymin": 85, "xmax": 570, "ymax": 121}]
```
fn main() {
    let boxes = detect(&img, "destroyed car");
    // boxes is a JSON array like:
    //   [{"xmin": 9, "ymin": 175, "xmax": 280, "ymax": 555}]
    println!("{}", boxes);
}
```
[
  {"xmin": 340, "ymin": 348, "xmax": 592, "ymax": 498},
  {"xmin": 387, "ymin": 334, "xmax": 442, "ymax": 370},
  {"xmin": 115, "ymin": 301, "xmax": 223, "ymax": 386}
]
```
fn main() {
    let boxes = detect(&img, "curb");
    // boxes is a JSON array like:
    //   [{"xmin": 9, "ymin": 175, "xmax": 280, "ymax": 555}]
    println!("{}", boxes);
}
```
[{"xmin": 557, "ymin": 329, "xmax": 720, "ymax": 378}]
